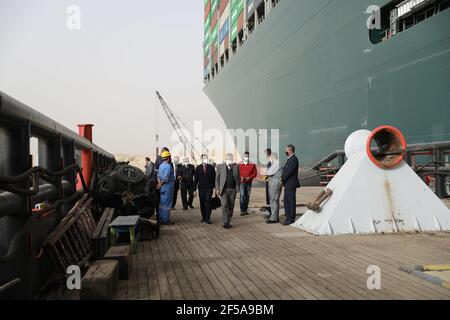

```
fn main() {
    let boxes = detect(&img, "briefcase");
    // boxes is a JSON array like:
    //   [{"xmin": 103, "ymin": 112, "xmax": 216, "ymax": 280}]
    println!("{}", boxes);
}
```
[{"xmin": 211, "ymin": 196, "xmax": 222, "ymax": 210}]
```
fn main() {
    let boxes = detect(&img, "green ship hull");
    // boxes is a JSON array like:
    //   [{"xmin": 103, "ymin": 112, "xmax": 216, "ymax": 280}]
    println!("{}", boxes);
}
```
[{"xmin": 204, "ymin": 0, "xmax": 450, "ymax": 166}]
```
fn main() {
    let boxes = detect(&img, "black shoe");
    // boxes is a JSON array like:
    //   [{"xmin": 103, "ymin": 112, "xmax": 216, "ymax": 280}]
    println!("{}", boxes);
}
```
[
  {"xmin": 161, "ymin": 220, "xmax": 175, "ymax": 226},
  {"xmin": 283, "ymin": 221, "xmax": 292, "ymax": 226},
  {"xmin": 201, "ymin": 219, "xmax": 206, "ymax": 223},
  {"xmin": 183, "ymin": 208, "xmax": 188, "ymax": 211},
  {"xmin": 266, "ymin": 220, "xmax": 278, "ymax": 224},
  {"xmin": 265, "ymin": 214, "xmax": 271, "ymax": 220},
  {"xmin": 206, "ymin": 220, "xmax": 212, "ymax": 225},
  {"xmin": 223, "ymin": 224, "xmax": 229, "ymax": 229},
  {"xmin": 189, "ymin": 205, "xmax": 194, "ymax": 209},
  {"xmin": 240, "ymin": 211, "xmax": 247, "ymax": 216}
]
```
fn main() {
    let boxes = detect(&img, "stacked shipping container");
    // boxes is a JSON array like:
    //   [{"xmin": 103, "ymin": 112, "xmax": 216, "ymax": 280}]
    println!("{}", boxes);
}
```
[
  {"xmin": 204, "ymin": 0, "xmax": 211, "ymax": 78},
  {"xmin": 231, "ymin": 0, "xmax": 245, "ymax": 43},
  {"xmin": 210, "ymin": 0, "xmax": 220, "ymax": 69},
  {"xmin": 219, "ymin": 0, "xmax": 230, "ymax": 60},
  {"xmin": 204, "ymin": 0, "xmax": 267, "ymax": 79}
]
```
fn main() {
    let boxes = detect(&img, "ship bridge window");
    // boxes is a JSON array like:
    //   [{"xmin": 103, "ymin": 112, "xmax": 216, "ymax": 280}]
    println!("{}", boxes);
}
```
[
  {"xmin": 370, "ymin": 0, "xmax": 450, "ymax": 44},
  {"xmin": 439, "ymin": 0, "xmax": 450, "ymax": 10},
  {"xmin": 247, "ymin": 14, "xmax": 255, "ymax": 34},
  {"xmin": 257, "ymin": 2, "xmax": 266, "ymax": 24},
  {"xmin": 231, "ymin": 38, "xmax": 237, "ymax": 53},
  {"xmin": 225, "ymin": 48, "xmax": 229, "ymax": 63},
  {"xmin": 239, "ymin": 29, "xmax": 244, "ymax": 45}
]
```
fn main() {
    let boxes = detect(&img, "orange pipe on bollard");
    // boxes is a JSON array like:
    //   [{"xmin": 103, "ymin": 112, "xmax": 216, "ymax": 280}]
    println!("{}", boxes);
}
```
[
  {"xmin": 366, "ymin": 125, "xmax": 406, "ymax": 169},
  {"xmin": 77, "ymin": 124, "xmax": 94, "ymax": 190}
]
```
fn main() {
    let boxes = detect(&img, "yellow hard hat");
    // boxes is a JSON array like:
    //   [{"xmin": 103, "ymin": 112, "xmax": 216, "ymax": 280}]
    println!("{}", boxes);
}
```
[{"xmin": 161, "ymin": 151, "xmax": 171, "ymax": 159}]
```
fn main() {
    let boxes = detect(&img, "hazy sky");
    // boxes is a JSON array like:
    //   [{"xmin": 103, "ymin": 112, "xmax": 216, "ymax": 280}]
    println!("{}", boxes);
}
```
[{"xmin": 0, "ymin": 0, "xmax": 226, "ymax": 158}]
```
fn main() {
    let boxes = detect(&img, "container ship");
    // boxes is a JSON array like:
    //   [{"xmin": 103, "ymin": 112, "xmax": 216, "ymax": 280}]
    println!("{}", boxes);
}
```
[{"xmin": 202, "ymin": 0, "xmax": 450, "ymax": 167}]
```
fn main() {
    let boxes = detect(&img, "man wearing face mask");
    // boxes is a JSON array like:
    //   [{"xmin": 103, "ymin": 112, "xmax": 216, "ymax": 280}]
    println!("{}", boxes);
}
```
[
  {"xmin": 239, "ymin": 152, "xmax": 258, "ymax": 216},
  {"xmin": 172, "ymin": 156, "xmax": 181, "ymax": 210},
  {"xmin": 178, "ymin": 158, "xmax": 195, "ymax": 210},
  {"xmin": 216, "ymin": 153, "xmax": 240, "ymax": 229},
  {"xmin": 281, "ymin": 145, "xmax": 301, "ymax": 226},
  {"xmin": 194, "ymin": 154, "xmax": 216, "ymax": 224}
]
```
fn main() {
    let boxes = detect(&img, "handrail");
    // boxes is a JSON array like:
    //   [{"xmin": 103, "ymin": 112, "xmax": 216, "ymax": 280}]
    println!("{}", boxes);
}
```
[
  {"xmin": 0, "ymin": 91, "xmax": 113, "ymax": 158},
  {"xmin": 0, "ymin": 91, "xmax": 115, "ymax": 299},
  {"xmin": 311, "ymin": 150, "xmax": 345, "ymax": 171},
  {"xmin": 308, "ymin": 140, "xmax": 450, "ymax": 199}
]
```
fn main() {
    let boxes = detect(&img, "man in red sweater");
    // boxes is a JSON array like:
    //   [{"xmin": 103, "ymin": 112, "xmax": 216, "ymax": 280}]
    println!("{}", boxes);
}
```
[{"xmin": 239, "ymin": 151, "xmax": 258, "ymax": 216}]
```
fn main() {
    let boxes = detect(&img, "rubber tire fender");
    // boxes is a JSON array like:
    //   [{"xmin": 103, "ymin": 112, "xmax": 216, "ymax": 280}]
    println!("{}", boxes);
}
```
[
  {"xmin": 96, "ymin": 176, "xmax": 115, "ymax": 200},
  {"xmin": 116, "ymin": 165, "xmax": 145, "ymax": 184}
]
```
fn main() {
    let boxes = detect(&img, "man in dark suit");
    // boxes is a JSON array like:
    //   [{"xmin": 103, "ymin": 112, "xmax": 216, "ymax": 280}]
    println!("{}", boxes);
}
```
[
  {"xmin": 264, "ymin": 148, "xmax": 272, "ymax": 214},
  {"xmin": 194, "ymin": 154, "xmax": 216, "ymax": 224},
  {"xmin": 178, "ymin": 158, "xmax": 195, "ymax": 210},
  {"xmin": 216, "ymin": 153, "xmax": 240, "ymax": 229},
  {"xmin": 172, "ymin": 156, "xmax": 181, "ymax": 209},
  {"xmin": 281, "ymin": 144, "xmax": 301, "ymax": 226}
]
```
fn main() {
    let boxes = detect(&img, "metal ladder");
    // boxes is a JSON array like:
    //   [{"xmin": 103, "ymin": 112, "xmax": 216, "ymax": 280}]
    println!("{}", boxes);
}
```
[{"xmin": 44, "ymin": 195, "xmax": 96, "ymax": 274}]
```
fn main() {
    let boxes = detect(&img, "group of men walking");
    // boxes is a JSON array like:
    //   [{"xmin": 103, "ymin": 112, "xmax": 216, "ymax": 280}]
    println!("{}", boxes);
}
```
[
  {"xmin": 144, "ymin": 145, "xmax": 300, "ymax": 229},
  {"xmin": 180, "ymin": 152, "xmax": 258, "ymax": 229}
]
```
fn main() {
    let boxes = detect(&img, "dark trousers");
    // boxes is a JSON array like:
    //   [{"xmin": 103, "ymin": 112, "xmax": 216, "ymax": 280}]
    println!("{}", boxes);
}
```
[
  {"xmin": 239, "ymin": 183, "xmax": 252, "ymax": 212},
  {"xmin": 180, "ymin": 182, "xmax": 194, "ymax": 209},
  {"xmin": 265, "ymin": 182, "xmax": 271, "ymax": 212},
  {"xmin": 172, "ymin": 181, "xmax": 179, "ymax": 208},
  {"xmin": 222, "ymin": 188, "xmax": 237, "ymax": 226},
  {"xmin": 284, "ymin": 188, "xmax": 297, "ymax": 223},
  {"xmin": 199, "ymin": 188, "xmax": 213, "ymax": 221}
]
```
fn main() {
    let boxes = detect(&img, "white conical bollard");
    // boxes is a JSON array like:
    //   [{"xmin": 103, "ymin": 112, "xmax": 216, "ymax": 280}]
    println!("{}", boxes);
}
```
[{"xmin": 293, "ymin": 126, "xmax": 450, "ymax": 235}]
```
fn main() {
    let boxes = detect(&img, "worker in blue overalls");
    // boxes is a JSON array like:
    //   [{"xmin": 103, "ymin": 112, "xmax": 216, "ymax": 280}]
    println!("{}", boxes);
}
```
[{"xmin": 157, "ymin": 150, "xmax": 175, "ymax": 225}]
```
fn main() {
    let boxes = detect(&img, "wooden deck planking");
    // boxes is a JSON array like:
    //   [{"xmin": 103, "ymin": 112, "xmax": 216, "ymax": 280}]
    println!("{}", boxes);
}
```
[{"xmin": 115, "ymin": 188, "xmax": 450, "ymax": 300}]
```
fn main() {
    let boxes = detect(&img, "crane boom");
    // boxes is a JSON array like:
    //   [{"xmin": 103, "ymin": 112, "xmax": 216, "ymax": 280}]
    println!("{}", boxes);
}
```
[{"xmin": 155, "ymin": 91, "xmax": 200, "ymax": 162}]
